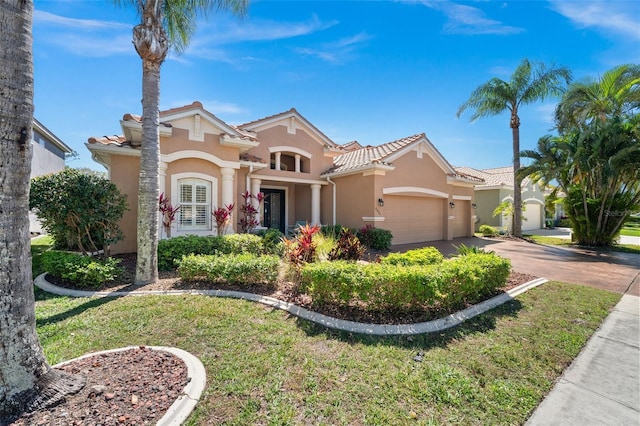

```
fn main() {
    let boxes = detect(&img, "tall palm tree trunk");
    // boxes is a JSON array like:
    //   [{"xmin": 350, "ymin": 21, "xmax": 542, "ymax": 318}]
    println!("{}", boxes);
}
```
[
  {"xmin": 1, "ymin": 1, "xmax": 83, "ymax": 419},
  {"xmin": 133, "ymin": 0, "xmax": 167, "ymax": 285},
  {"xmin": 511, "ymin": 114, "xmax": 523, "ymax": 238}
]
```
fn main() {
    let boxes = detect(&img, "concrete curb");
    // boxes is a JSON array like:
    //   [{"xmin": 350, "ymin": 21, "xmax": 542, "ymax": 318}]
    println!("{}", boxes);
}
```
[
  {"xmin": 53, "ymin": 345, "xmax": 206, "ymax": 426},
  {"xmin": 35, "ymin": 273, "xmax": 548, "ymax": 336}
]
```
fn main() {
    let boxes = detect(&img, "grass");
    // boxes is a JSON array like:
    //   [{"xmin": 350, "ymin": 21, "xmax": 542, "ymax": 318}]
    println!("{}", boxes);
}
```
[
  {"xmin": 34, "ymin": 283, "xmax": 619, "ymax": 425},
  {"xmin": 30, "ymin": 235, "xmax": 622, "ymax": 424},
  {"xmin": 620, "ymin": 227, "xmax": 640, "ymax": 237},
  {"xmin": 527, "ymin": 235, "xmax": 640, "ymax": 255}
]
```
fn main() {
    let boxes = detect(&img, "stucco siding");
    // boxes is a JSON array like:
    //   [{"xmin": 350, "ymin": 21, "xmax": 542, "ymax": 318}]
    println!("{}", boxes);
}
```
[{"xmin": 109, "ymin": 155, "xmax": 141, "ymax": 254}]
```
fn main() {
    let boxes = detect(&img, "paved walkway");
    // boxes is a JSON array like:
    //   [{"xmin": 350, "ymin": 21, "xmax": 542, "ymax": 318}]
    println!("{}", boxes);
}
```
[{"xmin": 391, "ymin": 236, "xmax": 640, "ymax": 425}]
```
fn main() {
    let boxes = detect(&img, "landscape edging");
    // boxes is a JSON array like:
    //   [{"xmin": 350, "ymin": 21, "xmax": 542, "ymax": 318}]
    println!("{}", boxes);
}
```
[{"xmin": 35, "ymin": 273, "xmax": 548, "ymax": 336}]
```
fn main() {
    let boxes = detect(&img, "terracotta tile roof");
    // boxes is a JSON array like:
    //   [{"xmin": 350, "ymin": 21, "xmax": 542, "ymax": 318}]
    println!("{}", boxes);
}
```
[
  {"xmin": 87, "ymin": 135, "xmax": 130, "ymax": 146},
  {"xmin": 339, "ymin": 141, "xmax": 364, "ymax": 151},
  {"xmin": 122, "ymin": 113, "xmax": 173, "ymax": 128},
  {"xmin": 240, "ymin": 153, "xmax": 264, "ymax": 163},
  {"xmin": 454, "ymin": 166, "xmax": 513, "ymax": 187},
  {"xmin": 324, "ymin": 133, "xmax": 425, "ymax": 175}
]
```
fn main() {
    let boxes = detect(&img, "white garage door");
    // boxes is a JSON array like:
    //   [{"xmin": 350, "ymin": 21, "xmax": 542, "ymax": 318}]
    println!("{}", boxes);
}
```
[
  {"xmin": 383, "ymin": 196, "xmax": 444, "ymax": 245},
  {"xmin": 523, "ymin": 203, "xmax": 542, "ymax": 231}
]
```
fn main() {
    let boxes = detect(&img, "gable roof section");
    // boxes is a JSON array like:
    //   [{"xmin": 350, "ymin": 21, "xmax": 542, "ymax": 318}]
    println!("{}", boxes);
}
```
[
  {"xmin": 33, "ymin": 118, "xmax": 74, "ymax": 154},
  {"xmin": 238, "ymin": 108, "xmax": 338, "ymax": 149}
]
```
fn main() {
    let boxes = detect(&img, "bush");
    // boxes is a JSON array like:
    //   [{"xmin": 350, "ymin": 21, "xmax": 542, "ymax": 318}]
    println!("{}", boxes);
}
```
[
  {"xmin": 41, "ymin": 251, "xmax": 123, "ymax": 289},
  {"xmin": 479, "ymin": 224, "xmax": 498, "ymax": 237},
  {"xmin": 357, "ymin": 225, "xmax": 393, "ymax": 250},
  {"xmin": 380, "ymin": 247, "xmax": 444, "ymax": 266},
  {"xmin": 30, "ymin": 168, "xmax": 128, "ymax": 256},
  {"xmin": 158, "ymin": 234, "xmax": 264, "ymax": 271},
  {"xmin": 177, "ymin": 253, "xmax": 280, "ymax": 285},
  {"xmin": 320, "ymin": 224, "xmax": 346, "ymax": 239},
  {"xmin": 327, "ymin": 228, "xmax": 365, "ymax": 261},
  {"xmin": 300, "ymin": 252, "xmax": 510, "ymax": 311},
  {"xmin": 453, "ymin": 243, "xmax": 494, "ymax": 256},
  {"xmin": 283, "ymin": 224, "xmax": 321, "ymax": 267},
  {"xmin": 256, "ymin": 228, "xmax": 285, "ymax": 256}
]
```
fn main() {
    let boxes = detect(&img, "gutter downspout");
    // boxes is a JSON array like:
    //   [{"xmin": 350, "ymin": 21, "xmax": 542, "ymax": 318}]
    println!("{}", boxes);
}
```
[
  {"xmin": 246, "ymin": 165, "xmax": 253, "ymax": 193},
  {"xmin": 326, "ymin": 176, "xmax": 336, "ymax": 226}
]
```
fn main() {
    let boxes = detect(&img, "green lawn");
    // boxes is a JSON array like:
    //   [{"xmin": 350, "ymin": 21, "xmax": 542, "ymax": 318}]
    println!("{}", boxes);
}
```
[
  {"xmin": 620, "ymin": 227, "xmax": 640, "ymax": 237},
  {"xmin": 30, "ymin": 235, "xmax": 621, "ymax": 424},
  {"xmin": 527, "ymin": 235, "xmax": 640, "ymax": 254},
  {"xmin": 34, "ymin": 284, "xmax": 618, "ymax": 424}
]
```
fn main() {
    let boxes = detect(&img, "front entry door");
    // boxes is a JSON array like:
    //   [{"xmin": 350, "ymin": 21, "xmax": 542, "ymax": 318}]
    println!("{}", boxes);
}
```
[{"xmin": 262, "ymin": 189, "xmax": 286, "ymax": 233}]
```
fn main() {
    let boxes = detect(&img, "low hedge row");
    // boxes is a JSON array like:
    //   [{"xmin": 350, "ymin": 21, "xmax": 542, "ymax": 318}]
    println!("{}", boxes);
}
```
[
  {"xmin": 177, "ymin": 253, "xmax": 280, "ymax": 286},
  {"xmin": 380, "ymin": 247, "xmax": 444, "ymax": 266},
  {"xmin": 41, "ymin": 251, "xmax": 123, "ymax": 289},
  {"xmin": 158, "ymin": 234, "xmax": 263, "ymax": 271},
  {"xmin": 300, "ymin": 253, "xmax": 510, "ymax": 311}
]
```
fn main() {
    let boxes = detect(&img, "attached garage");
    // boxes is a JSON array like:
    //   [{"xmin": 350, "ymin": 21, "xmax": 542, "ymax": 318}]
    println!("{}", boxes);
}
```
[
  {"xmin": 383, "ymin": 196, "xmax": 444, "ymax": 245},
  {"xmin": 523, "ymin": 202, "xmax": 542, "ymax": 231}
]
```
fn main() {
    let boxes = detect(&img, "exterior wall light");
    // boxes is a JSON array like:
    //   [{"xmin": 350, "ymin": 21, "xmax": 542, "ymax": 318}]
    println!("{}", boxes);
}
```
[
  {"xmin": 472, "ymin": 203, "xmax": 477, "ymax": 209},
  {"xmin": 378, "ymin": 198, "xmax": 384, "ymax": 207},
  {"xmin": 449, "ymin": 201, "xmax": 455, "ymax": 208}
]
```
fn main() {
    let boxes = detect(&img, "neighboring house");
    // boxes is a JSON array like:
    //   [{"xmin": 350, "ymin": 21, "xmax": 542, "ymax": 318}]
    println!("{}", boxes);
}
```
[
  {"xmin": 87, "ymin": 101, "xmax": 482, "ymax": 254},
  {"xmin": 30, "ymin": 118, "xmax": 74, "ymax": 233},
  {"xmin": 454, "ymin": 166, "xmax": 545, "ymax": 232}
]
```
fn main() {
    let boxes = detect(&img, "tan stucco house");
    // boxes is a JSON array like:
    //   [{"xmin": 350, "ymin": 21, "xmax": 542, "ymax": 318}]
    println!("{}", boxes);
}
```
[
  {"xmin": 455, "ymin": 166, "xmax": 546, "ymax": 232},
  {"xmin": 87, "ymin": 101, "xmax": 481, "ymax": 254}
]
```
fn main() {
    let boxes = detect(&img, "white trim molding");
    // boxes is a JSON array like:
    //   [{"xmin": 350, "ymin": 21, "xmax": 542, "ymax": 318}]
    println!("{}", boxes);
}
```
[
  {"xmin": 383, "ymin": 186, "xmax": 449, "ymax": 199},
  {"xmin": 452, "ymin": 195, "xmax": 472, "ymax": 201},
  {"xmin": 268, "ymin": 145, "xmax": 313, "ymax": 159},
  {"xmin": 162, "ymin": 150, "xmax": 240, "ymax": 169},
  {"xmin": 362, "ymin": 216, "xmax": 385, "ymax": 222}
]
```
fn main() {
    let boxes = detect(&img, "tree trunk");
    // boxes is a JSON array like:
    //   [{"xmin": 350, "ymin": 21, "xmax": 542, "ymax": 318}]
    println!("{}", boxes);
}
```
[
  {"xmin": 0, "ymin": 1, "xmax": 83, "ymax": 419},
  {"xmin": 133, "ymin": 0, "xmax": 167, "ymax": 285},
  {"xmin": 511, "ymin": 115, "xmax": 523, "ymax": 238}
]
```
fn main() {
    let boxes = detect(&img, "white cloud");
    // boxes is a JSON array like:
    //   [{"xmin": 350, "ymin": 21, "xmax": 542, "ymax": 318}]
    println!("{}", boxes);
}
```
[
  {"xmin": 34, "ymin": 10, "xmax": 130, "ymax": 30},
  {"xmin": 420, "ymin": 1, "xmax": 525, "ymax": 35},
  {"xmin": 550, "ymin": 0, "xmax": 640, "ymax": 40},
  {"xmin": 534, "ymin": 103, "xmax": 557, "ymax": 125},
  {"xmin": 294, "ymin": 31, "xmax": 373, "ymax": 63}
]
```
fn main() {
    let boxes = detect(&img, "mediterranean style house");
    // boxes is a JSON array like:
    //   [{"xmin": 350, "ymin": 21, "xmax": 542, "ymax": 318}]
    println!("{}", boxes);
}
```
[
  {"xmin": 454, "ymin": 166, "xmax": 546, "ymax": 232},
  {"xmin": 87, "ymin": 101, "xmax": 482, "ymax": 254}
]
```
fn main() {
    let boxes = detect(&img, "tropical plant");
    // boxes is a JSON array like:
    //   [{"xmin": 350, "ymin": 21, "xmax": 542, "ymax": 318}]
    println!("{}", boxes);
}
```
[
  {"xmin": 492, "ymin": 200, "xmax": 526, "ymax": 235},
  {"xmin": 327, "ymin": 228, "xmax": 365, "ymax": 261},
  {"xmin": 30, "ymin": 169, "xmax": 128, "ymax": 256},
  {"xmin": 158, "ymin": 192, "xmax": 180, "ymax": 238},
  {"xmin": 520, "ymin": 65, "xmax": 640, "ymax": 246},
  {"xmin": 457, "ymin": 58, "xmax": 572, "ymax": 238},
  {"xmin": 115, "ymin": 0, "xmax": 248, "ymax": 285},
  {"xmin": 1, "ymin": 0, "xmax": 83, "ymax": 419},
  {"xmin": 238, "ymin": 191, "xmax": 265, "ymax": 233},
  {"xmin": 212, "ymin": 203, "xmax": 235, "ymax": 235},
  {"xmin": 283, "ymin": 223, "xmax": 321, "ymax": 268}
]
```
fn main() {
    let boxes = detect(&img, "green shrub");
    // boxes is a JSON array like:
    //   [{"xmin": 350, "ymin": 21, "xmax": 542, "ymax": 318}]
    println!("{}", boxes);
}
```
[
  {"xmin": 320, "ymin": 224, "xmax": 346, "ymax": 239},
  {"xmin": 256, "ymin": 228, "xmax": 285, "ymax": 256},
  {"xmin": 479, "ymin": 224, "xmax": 498, "ymax": 237},
  {"xmin": 327, "ymin": 228, "xmax": 365, "ymax": 261},
  {"xmin": 30, "ymin": 168, "xmax": 128, "ymax": 256},
  {"xmin": 357, "ymin": 225, "xmax": 393, "ymax": 250},
  {"xmin": 41, "ymin": 251, "xmax": 123, "ymax": 289},
  {"xmin": 301, "ymin": 252, "xmax": 510, "ymax": 311},
  {"xmin": 177, "ymin": 253, "xmax": 279, "ymax": 285},
  {"xmin": 158, "ymin": 235, "xmax": 223, "ymax": 271},
  {"xmin": 453, "ymin": 243, "xmax": 494, "ymax": 256},
  {"xmin": 158, "ymin": 234, "xmax": 264, "ymax": 271},
  {"xmin": 558, "ymin": 218, "xmax": 571, "ymax": 228},
  {"xmin": 380, "ymin": 247, "xmax": 444, "ymax": 266},
  {"xmin": 219, "ymin": 233, "xmax": 263, "ymax": 255}
]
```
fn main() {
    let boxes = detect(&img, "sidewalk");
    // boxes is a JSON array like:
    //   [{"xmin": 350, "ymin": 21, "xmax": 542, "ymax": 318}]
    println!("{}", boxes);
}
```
[{"xmin": 526, "ymin": 277, "xmax": 640, "ymax": 425}]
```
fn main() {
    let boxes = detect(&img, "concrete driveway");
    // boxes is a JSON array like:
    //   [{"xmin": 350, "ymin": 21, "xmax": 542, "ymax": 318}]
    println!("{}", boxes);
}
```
[{"xmin": 390, "ymin": 236, "xmax": 640, "ymax": 295}]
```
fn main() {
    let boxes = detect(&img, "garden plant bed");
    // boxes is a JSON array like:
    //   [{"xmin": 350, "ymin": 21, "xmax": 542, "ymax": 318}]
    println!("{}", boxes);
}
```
[{"xmin": 47, "ymin": 253, "xmax": 537, "ymax": 325}]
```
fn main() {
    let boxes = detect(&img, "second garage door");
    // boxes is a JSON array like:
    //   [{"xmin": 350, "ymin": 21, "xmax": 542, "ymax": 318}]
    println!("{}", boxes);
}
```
[
  {"xmin": 383, "ymin": 196, "xmax": 444, "ymax": 245},
  {"xmin": 523, "ymin": 203, "xmax": 542, "ymax": 231}
]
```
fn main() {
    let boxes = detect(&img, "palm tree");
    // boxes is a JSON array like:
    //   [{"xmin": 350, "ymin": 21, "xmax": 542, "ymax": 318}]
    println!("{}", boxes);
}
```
[
  {"xmin": 555, "ymin": 64, "xmax": 640, "ymax": 133},
  {"xmin": 457, "ymin": 58, "xmax": 572, "ymax": 237},
  {"xmin": 117, "ymin": 0, "xmax": 248, "ymax": 285},
  {"xmin": 1, "ymin": 1, "xmax": 83, "ymax": 419}
]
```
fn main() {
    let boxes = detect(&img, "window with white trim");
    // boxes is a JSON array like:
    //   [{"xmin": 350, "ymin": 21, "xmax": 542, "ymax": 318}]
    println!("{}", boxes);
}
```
[{"xmin": 178, "ymin": 179, "xmax": 211, "ymax": 230}]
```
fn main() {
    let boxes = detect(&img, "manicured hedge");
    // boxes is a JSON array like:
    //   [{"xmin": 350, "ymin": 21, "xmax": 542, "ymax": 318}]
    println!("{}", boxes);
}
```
[
  {"xmin": 300, "ymin": 253, "xmax": 511, "ymax": 311},
  {"xmin": 177, "ymin": 253, "xmax": 280, "ymax": 285},
  {"xmin": 380, "ymin": 247, "xmax": 444, "ymax": 266},
  {"xmin": 158, "ymin": 234, "xmax": 263, "ymax": 271},
  {"xmin": 41, "ymin": 251, "xmax": 123, "ymax": 289}
]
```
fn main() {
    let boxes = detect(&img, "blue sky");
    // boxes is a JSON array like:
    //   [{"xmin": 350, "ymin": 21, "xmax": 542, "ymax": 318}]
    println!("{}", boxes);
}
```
[{"xmin": 33, "ymin": 0, "xmax": 640, "ymax": 171}]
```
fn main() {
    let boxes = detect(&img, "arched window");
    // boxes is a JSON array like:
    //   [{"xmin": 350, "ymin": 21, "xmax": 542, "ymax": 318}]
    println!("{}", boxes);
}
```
[{"xmin": 178, "ymin": 178, "xmax": 211, "ymax": 230}]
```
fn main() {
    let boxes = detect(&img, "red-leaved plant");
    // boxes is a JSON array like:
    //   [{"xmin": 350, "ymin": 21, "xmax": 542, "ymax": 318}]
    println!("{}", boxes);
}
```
[
  {"xmin": 159, "ymin": 192, "xmax": 180, "ymax": 238},
  {"xmin": 212, "ymin": 203, "xmax": 235, "ymax": 235},
  {"xmin": 239, "ymin": 191, "xmax": 265, "ymax": 233},
  {"xmin": 283, "ymin": 223, "xmax": 320, "ymax": 268}
]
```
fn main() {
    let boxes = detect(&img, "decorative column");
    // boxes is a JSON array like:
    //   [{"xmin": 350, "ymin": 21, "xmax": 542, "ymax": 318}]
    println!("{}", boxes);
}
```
[
  {"xmin": 311, "ymin": 184, "xmax": 321, "ymax": 226},
  {"xmin": 251, "ymin": 178, "xmax": 262, "ymax": 227},
  {"xmin": 274, "ymin": 152, "xmax": 281, "ymax": 171},
  {"xmin": 220, "ymin": 167, "xmax": 235, "ymax": 233},
  {"xmin": 295, "ymin": 154, "xmax": 301, "ymax": 173}
]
